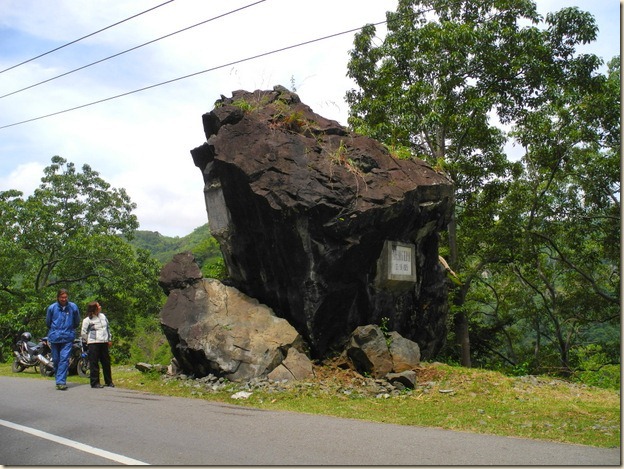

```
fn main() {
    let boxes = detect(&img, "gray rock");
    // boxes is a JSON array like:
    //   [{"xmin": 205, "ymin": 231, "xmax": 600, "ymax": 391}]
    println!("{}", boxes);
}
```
[
  {"xmin": 387, "ymin": 331, "xmax": 421, "ymax": 372},
  {"xmin": 386, "ymin": 370, "xmax": 417, "ymax": 389},
  {"xmin": 267, "ymin": 348, "xmax": 314, "ymax": 381},
  {"xmin": 344, "ymin": 325, "xmax": 421, "ymax": 378},
  {"xmin": 158, "ymin": 251, "xmax": 203, "ymax": 295},
  {"xmin": 159, "ymin": 258, "xmax": 306, "ymax": 381},
  {"xmin": 346, "ymin": 325, "xmax": 393, "ymax": 378},
  {"xmin": 136, "ymin": 362, "xmax": 167, "ymax": 373},
  {"xmin": 167, "ymin": 358, "xmax": 181, "ymax": 376}
]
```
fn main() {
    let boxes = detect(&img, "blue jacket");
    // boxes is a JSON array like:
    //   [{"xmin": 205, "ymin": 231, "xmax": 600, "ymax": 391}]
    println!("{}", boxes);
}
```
[{"xmin": 46, "ymin": 301, "xmax": 81, "ymax": 343}]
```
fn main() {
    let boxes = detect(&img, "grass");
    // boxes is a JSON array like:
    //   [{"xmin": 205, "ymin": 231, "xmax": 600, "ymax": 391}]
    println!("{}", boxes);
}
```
[{"xmin": 2, "ymin": 361, "xmax": 619, "ymax": 448}]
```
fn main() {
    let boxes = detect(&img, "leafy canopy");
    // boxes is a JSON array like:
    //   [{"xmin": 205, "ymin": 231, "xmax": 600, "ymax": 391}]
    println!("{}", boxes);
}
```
[
  {"xmin": 344, "ymin": 0, "xmax": 619, "ymax": 373},
  {"xmin": 0, "ymin": 156, "xmax": 164, "ymax": 360}
]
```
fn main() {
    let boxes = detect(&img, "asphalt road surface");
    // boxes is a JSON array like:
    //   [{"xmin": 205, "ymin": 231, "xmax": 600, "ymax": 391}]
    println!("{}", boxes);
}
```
[{"xmin": 1, "ymin": 375, "xmax": 620, "ymax": 466}]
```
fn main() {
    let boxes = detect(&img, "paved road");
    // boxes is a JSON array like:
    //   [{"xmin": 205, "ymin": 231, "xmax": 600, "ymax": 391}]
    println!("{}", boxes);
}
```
[{"xmin": 0, "ymin": 376, "xmax": 620, "ymax": 465}]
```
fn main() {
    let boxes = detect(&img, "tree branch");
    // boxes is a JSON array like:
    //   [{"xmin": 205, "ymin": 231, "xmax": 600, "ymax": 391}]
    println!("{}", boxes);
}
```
[{"xmin": 530, "ymin": 230, "xmax": 619, "ymax": 304}]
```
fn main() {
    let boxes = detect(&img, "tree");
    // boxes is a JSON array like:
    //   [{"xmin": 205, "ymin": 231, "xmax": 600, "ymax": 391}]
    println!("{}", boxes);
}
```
[
  {"xmin": 503, "ymin": 52, "xmax": 620, "ymax": 374},
  {"xmin": 346, "ymin": 0, "xmax": 541, "ymax": 365},
  {"xmin": 130, "ymin": 224, "xmax": 223, "ymax": 267},
  {"xmin": 345, "ymin": 0, "xmax": 615, "ymax": 367},
  {"xmin": 0, "ymin": 156, "xmax": 164, "ymax": 360}
]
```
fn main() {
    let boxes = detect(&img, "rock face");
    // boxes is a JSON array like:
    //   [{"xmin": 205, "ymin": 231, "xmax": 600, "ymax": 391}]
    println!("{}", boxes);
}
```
[
  {"xmin": 159, "ymin": 252, "xmax": 311, "ymax": 381},
  {"xmin": 191, "ymin": 86, "xmax": 454, "ymax": 359}
]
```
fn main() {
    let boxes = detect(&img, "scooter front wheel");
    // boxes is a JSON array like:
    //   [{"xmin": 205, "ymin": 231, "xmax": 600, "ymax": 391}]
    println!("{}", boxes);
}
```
[
  {"xmin": 77, "ymin": 357, "xmax": 90, "ymax": 378},
  {"xmin": 11, "ymin": 359, "xmax": 25, "ymax": 373},
  {"xmin": 40, "ymin": 359, "xmax": 54, "ymax": 377}
]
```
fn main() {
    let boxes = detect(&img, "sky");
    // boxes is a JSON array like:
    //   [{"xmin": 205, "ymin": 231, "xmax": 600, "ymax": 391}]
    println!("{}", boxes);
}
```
[{"xmin": 0, "ymin": 0, "xmax": 620, "ymax": 237}]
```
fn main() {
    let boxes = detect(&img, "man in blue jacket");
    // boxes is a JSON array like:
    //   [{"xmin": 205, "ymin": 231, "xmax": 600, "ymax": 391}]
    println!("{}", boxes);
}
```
[{"xmin": 46, "ymin": 289, "xmax": 81, "ymax": 390}]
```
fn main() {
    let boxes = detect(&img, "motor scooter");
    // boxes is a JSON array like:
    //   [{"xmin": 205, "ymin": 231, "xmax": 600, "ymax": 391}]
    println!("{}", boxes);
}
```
[
  {"xmin": 39, "ymin": 338, "xmax": 90, "ymax": 378},
  {"xmin": 12, "ymin": 332, "xmax": 52, "ymax": 373}
]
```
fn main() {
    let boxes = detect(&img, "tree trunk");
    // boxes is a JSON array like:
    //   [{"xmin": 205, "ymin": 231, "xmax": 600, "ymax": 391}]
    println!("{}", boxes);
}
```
[
  {"xmin": 448, "ymin": 212, "xmax": 471, "ymax": 367},
  {"xmin": 453, "ymin": 308, "xmax": 471, "ymax": 367}
]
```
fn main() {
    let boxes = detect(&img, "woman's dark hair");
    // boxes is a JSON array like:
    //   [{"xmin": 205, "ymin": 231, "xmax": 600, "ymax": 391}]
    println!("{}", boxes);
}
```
[{"xmin": 86, "ymin": 301, "xmax": 99, "ymax": 318}]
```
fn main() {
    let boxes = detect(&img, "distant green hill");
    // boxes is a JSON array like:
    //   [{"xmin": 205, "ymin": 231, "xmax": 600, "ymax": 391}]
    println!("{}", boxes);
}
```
[{"xmin": 129, "ymin": 224, "xmax": 223, "ymax": 269}]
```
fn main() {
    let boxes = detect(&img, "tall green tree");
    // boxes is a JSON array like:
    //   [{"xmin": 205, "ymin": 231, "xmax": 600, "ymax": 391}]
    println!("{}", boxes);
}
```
[
  {"xmin": 0, "ymin": 156, "xmax": 164, "ymax": 359},
  {"xmin": 503, "ymin": 53, "xmax": 620, "ymax": 374},
  {"xmin": 345, "ymin": 0, "xmax": 614, "ymax": 366}
]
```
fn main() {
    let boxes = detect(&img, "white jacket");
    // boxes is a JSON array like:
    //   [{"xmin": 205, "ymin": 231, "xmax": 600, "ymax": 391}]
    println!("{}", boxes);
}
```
[{"xmin": 81, "ymin": 313, "xmax": 112, "ymax": 344}]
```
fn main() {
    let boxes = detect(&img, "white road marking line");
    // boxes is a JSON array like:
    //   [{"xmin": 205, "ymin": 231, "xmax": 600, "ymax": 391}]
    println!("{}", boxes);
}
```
[{"xmin": 0, "ymin": 418, "xmax": 149, "ymax": 465}]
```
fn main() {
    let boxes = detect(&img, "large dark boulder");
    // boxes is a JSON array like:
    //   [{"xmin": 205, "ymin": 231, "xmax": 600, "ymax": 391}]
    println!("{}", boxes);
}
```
[{"xmin": 190, "ymin": 86, "xmax": 454, "ymax": 359}]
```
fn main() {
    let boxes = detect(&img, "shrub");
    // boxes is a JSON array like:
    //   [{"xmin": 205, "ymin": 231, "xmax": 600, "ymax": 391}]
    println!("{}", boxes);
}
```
[
  {"xmin": 571, "ymin": 344, "xmax": 621, "ymax": 390},
  {"xmin": 122, "ymin": 315, "xmax": 173, "ymax": 365},
  {"xmin": 573, "ymin": 364, "xmax": 620, "ymax": 390}
]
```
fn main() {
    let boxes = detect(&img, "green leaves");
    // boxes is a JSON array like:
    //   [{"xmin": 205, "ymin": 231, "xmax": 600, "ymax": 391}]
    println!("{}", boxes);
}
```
[
  {"xmin": 345, "ymin": 0, "xmax": 619, "ymax": 372},
  {"xmin": 0, "ymin": 157, "xmax": 164, "ymax": 361}
]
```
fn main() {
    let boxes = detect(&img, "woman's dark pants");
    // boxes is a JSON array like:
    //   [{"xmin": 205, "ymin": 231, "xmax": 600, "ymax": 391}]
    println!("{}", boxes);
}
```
[{"xmin": 88, "ymin": 342, "xmax": 112, "ymax": 387}]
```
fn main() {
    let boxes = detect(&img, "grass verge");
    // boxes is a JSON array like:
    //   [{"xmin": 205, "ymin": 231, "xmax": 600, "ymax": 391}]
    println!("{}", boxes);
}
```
[{"xmin": 2, "ymin": 361, "xmax": 619, "ymax": 448}]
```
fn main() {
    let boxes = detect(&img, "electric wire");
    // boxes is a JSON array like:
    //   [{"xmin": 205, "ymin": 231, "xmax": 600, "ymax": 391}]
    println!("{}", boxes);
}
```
[
  {"xmin": 0, "ymin": 0, "xmax": 176, "ymax": 75},
  {"xmin": 0, "ymin": 20, "xmax": 387, "ymax": 130},
  {"xmin": 0, "ymin": 0, "xmax": 267, "ymax": 100}
]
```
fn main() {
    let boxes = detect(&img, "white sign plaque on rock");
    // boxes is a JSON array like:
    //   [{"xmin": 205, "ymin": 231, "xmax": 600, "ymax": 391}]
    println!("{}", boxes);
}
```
[
  {"xmin": 390, "ymin": 245, "xmax": 413, "ymax": 276},
  {"xmin": 204, "ymin": 180, "xmax": 232, "ymax": 236},
  {"xmin": 375, "ymin": 240, "xmax": 417, "ymax": 291}
]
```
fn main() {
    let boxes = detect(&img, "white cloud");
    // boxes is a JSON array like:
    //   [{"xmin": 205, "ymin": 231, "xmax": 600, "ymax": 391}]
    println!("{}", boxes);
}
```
[
  {"xmin": 0, "ymin": 0, "xmax": 616, "ymax": 237},
  {"xmin": 0, "ymin": 161, "xmax": 45, "ymax": 194}
]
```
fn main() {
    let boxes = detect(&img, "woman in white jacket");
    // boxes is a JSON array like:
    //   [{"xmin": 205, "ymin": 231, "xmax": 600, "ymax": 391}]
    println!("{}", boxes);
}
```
[{"xmin": 81, "ymin": 301, "xmax": 114, "ymax": 388}]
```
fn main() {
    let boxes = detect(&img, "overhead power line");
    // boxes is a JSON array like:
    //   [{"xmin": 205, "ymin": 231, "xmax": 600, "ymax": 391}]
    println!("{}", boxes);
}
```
[
  {"xmin": 0, "ymin": 20, "xmax": 387, "ymax": 131},
  {"xmin": 0, "ymin": 0, "xmax": 176, "ymax": 75},
  {"xmin": 0, "ymin": 0, "xmax": 267, "ymax": 99}
]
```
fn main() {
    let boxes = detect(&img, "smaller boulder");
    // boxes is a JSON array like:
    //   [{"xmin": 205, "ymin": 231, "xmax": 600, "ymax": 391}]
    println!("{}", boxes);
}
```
[
  {"xmin": 388, "ymin": 331, "xmax": 421, "ymax": 372},
  {"xmin": 267, "ymin": 348, "xmax": 315, "ymax": 381},
  {"xmin": 167, "ymin": 358, "xmax": 181, "ymax": 376},
  {"xmin": 344, "ymin": 325, "xmax": 421, "ymax": 378},
  {"xmin": 346, "ymin": 325, "xmax": 393, "ymax": 378},
  {"xmin": 160, "ymin": 274, "xmax": 307, "ymax": 382},
  {"xmin": 386, "ymin": 370, "xmax": 417, "ymax": 390},
  {"xmin": 158, "ymin": 251, "xmax": 203, "ymax": 294},
  {"xmin": 135, "ymin": 362, "xmax": 167, "ymax": 374}
]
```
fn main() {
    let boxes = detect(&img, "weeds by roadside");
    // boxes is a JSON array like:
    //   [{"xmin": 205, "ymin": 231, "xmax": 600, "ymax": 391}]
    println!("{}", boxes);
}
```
[{"xmin": 2, "ymin": 361, "xmax": 618, "ymax": 448}]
